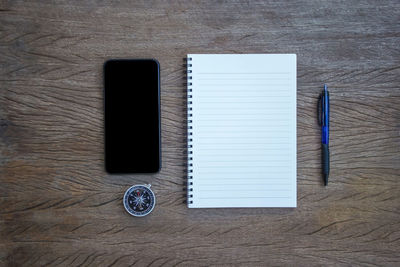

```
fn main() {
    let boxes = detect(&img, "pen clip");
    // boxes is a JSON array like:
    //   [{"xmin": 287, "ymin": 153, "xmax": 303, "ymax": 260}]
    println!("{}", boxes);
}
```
[{"xmin": 317, "ymin": 93, "xmax": 323, "ymax": 126}]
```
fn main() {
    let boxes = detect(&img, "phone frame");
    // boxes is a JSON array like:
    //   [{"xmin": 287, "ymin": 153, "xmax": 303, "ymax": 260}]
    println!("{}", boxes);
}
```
[{"xmin": 103, "ymin": 58, "xmax": 161, "ymax": 173}]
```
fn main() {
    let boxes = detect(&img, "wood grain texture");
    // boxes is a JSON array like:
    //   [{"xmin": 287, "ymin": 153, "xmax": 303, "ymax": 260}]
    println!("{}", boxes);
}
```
[{"xmin": 0, "ymin": 0, "xmax": 399, "ymax": 266}]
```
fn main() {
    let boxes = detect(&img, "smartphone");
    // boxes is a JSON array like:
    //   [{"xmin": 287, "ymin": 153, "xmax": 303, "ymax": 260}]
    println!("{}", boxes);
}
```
[{"xmin": 104, "ymin": 59, "xmax": 161, "ymax": 173}]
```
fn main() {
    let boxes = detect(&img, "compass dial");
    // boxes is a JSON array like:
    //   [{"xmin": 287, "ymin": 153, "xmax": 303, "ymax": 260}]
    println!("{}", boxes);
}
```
[{"xmin": 123, "ymin": 185, "xmax": 155, "ymax": 217}]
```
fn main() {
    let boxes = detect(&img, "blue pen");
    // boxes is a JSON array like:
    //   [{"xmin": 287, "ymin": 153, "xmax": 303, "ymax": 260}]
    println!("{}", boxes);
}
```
[{"xmin": 318, "ymin": 84, "xmax": 330, "ymax": 185}]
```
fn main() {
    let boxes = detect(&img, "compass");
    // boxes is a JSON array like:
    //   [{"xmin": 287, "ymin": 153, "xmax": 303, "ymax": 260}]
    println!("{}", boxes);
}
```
[{"xmin": 123, "ymin": 184, "xmax": 156, "ymax": 217}]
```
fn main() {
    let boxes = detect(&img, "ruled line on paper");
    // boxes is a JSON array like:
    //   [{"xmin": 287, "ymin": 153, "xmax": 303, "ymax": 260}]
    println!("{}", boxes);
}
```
[
  {"xmin": 197, "ymin": 144, "xmax": 291, "ymax": 147},
  {"xmin": 198, "ymin": 78, "xmax": 289, "ymax": 81},
  {"xmin": 198, "ymin": 183, "xmax": 291, "ymax": 185},
  {"xmin": 197, "ymin": 101, "xmax": 292, "ymax": 104},
  {"xmin": 199, "ymin": 191, "xmax": 291, "ymax": 192},
  {"xmin": 197, "ymin": 88, "xmax": 290, "ymax": 91},
  {"xmin": 196, "ymin": 131, "xmax": 290, "ymax": 134},
  {"xmin": 198, "ymin": 197, "xmax": 291, "ymax": 199},
  {"xmin": 199, "ymin": 83, "xmax": 288, "ymax": 87},
  {"xmin": 196, "ymin": 96, "xmax": 290, "ymax": 99},
  {"xmin": 197, "ymin": 180, "xmax": 291, "ymax": 183},
  {"xmin": 195, "ymin": 165, "xmax": 290, "ymax": 168},
  {"xmin": 196, "ymin": 172, "xmax": 290, "ymax": 176},
  {"xmin": 197, "ymin": 72, "xmax": 291, "ymax": 75}
]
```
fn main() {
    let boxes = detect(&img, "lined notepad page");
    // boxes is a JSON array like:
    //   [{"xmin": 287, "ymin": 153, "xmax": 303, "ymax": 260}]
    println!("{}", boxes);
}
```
[{"xmin": 188, "ymin": 54, "xmax": 296, "ymax": 208}]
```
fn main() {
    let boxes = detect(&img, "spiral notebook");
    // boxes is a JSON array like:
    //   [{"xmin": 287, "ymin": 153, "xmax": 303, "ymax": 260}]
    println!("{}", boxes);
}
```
[{"xmin": 186, "ymin": 54, "xmax": 296, "ymax": 208}]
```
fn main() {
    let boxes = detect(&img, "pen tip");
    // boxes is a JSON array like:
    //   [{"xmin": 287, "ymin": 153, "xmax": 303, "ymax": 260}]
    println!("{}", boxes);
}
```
[{"xmin": 324, "ymin": 84, "xmax": 328, "ymax": 91}]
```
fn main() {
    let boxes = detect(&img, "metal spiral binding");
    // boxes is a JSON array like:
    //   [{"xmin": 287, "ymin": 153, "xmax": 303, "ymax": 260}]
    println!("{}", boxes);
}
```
[{"xmin": 186, "ymin": 56, "xmax": 194, "ymax": 205}]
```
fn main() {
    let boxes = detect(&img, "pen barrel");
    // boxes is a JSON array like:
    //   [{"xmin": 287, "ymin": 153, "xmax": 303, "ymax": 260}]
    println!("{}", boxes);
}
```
[{"xmin": 321, "ymin": 143, "xmax": 330, "ymax": 183}]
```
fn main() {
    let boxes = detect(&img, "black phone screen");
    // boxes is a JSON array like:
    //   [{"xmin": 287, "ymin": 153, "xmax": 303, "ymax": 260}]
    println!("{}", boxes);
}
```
[{"xmin": 104, "ymin": 59, "xmax": 160, "ymax": 173}]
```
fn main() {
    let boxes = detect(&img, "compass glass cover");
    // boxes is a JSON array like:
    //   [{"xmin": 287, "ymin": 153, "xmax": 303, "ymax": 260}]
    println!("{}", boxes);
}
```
[{"xmin": 123, "ymin": 186, "xmax": 155, "ymax": 216}]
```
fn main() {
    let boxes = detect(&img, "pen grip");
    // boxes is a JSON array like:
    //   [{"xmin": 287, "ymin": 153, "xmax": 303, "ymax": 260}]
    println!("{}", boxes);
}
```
[{"xmin": 322, "ymin": 143, "xmax": 330, "ymax": 176}]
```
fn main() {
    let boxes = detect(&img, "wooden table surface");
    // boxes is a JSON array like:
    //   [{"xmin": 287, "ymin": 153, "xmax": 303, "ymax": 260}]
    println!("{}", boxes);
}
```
[{"xmin": 1, "ymin": 1, "xmax": 399, "ymax": 266}]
